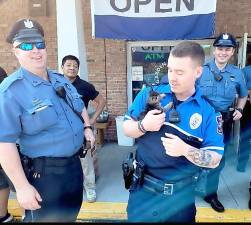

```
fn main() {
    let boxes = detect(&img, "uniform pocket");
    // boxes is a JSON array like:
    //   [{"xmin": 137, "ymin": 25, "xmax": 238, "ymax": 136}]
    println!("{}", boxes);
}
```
[
  {"xmin": 70, "ymin": 93, "xmax": 84, "ymax": 113},
  {"xmin": 199, "ymin": 80, "xmax": 214, "ymax": 96},
  {"xmin": 21, "ymin": 99, "xmax": 58, "ymax": 135},
  {"xmin": 224, "ymin": 80, "xmax": 236, "ymax": 100}
]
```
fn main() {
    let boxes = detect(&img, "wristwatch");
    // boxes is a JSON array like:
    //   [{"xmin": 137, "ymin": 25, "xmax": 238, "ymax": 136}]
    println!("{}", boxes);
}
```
[
  {"xmin": 236, "ymin": 108, "xmax": 243, "ymax": 114},
  {"xmin": 84, "ymin": 126, "xmax": 93, "ymax": 130}
]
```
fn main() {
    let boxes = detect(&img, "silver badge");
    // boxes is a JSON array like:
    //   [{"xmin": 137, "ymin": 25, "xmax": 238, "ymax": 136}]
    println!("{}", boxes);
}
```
[
  {"xmin": 24, "ymin": 19, "xmax": 34, "ymax": 29},
  {"xmin": 222, "ymin": 33, "xmax": 229, "ymax": 40}
]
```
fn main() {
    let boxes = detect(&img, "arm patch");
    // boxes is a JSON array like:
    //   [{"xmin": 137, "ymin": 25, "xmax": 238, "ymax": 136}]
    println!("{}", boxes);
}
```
[{"xmin": 216, "ymin": 115, "xmax": 223, "ymax": 134}]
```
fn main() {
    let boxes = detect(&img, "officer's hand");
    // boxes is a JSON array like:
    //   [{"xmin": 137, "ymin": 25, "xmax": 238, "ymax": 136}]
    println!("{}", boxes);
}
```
[
  {"xmin": 84, "ymin": 128, "xmax": 95, "ymax": 148},
  {"xmin": 161, "ymin": 133, "xmax": 188, "ymax": 157},
  {"xmin": 142, "ymin": 109, "xmax": 165, "ymax": 132},
  {"xmin": 16, "ymin": 184, "xmax": 42, "ymax": 210},
  {"xmin": 233, "ymin": 109, "xmax": 242, "ymax": 120}
]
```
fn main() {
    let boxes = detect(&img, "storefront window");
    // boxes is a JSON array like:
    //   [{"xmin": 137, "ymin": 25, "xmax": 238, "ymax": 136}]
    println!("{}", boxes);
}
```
[
  {"xmin": 127, "ymin": 40, "xmax": 215, "ymax": 104},
  {"xmin": 131, "ymin": 46, "xmax": 170, "ymax": 100}
]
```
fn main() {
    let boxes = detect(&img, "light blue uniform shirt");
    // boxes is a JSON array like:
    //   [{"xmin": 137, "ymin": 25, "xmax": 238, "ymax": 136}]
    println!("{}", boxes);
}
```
[
  {"xmin": 124, "ymin": 84, "xmax": 224, "ymax": 180},
  {"xmin": 0, "ymin": 67, "xmax": 85, "ymax": 158},
  {"xmin": 198, "ymin": 59, "xmax": 248, "ymax": 112},
  {"xmin": 242, "ymin": 65, "xmax": 251, "ymax": 90}
]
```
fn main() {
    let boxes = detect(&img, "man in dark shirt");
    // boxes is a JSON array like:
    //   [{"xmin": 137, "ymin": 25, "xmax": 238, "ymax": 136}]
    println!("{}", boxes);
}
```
[{"xmin": 62, "ymin": 55, "xmax": 106, "ymax": 202}]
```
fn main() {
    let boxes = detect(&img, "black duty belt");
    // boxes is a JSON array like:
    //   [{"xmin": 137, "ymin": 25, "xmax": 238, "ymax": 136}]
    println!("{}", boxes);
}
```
[
  {"xmin": 21, "ymin": 153, "xmax": 80, "ymax": 178},
  {"xmin": 142, "ymin": 174, "xmax": 194, "ymax": 196},
  {"xmin": 32, "ymin": 154, "xmax": 79, "ymax": 167}
]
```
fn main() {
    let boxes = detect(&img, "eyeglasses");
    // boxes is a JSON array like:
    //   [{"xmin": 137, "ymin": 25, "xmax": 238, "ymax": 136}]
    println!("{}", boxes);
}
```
[{"xmin": 16, "ymin": 42, "xmax": 46, "ymax": 51}]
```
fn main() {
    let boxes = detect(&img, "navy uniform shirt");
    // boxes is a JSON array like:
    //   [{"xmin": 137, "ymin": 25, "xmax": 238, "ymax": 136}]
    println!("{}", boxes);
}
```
[
  {"xmin": 71, "ymin": 76, "xmax": 99, "ymax": 108},
  {"xmin": 242, "ymin": 65, "xmax": 251, "ymax": 90},
  {"xmin": 124, "ymin": 84, "xmax": 224, "ymax": 181},
  {"xmin": 0, "ymin": 67, "xmax": 85, "ymax": 158},
  {"xmin": 198, "ymin": 59, "xmax": 248, "ymax": 112}
]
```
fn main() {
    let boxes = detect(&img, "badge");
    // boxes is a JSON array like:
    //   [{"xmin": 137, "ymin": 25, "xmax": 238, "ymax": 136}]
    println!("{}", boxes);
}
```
[
  {"xmin": 216, "ymin": 115, "xmax": 223, "ymax": 134},
  {"xmin": 230, "ymin": 75, "xmax": 235, "ymax": 82},
  {"xmin": 223, "ymin": 33, "xmax": 229, "ymax": 40},
  {"xmin": 189, "ymin": 113, "xmax": 202, "ymax": 129},
  {"xmin": 24, "ymin": 19, "xmax": 34, "ymax": 29}
]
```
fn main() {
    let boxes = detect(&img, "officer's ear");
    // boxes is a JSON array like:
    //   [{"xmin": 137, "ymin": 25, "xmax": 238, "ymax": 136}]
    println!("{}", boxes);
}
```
[
  {"xmin": 12, "ymin": 46, "xmax": 19, "ymax": 58},
  {"xmin": 12, "ymin": 41, "xmax": 21, "ymax": 57},
  {"xmin": 195, "ymin": 65, "xmax": 203, "ymax": 79},
  {"xmin": 231, "ymin": 47, "xmax": 236, "ymax": 55}
]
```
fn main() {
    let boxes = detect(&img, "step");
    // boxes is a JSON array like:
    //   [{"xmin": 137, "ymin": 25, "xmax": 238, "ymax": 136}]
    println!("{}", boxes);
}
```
[{"xmin": 8, "ymin": 199, "xmax": 251, "ymax": 222}]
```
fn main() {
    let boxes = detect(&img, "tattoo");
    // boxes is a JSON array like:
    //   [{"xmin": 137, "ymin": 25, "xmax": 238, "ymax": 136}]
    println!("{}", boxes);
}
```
[{"xmin": 187, "ymin": 147, "xmax": 218, "ymax": 167}]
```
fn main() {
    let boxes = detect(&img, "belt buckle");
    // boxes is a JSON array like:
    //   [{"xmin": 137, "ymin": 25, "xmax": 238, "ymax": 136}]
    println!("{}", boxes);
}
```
[{"xmin": 163, "ymin": 183, "xmax": 173, "ymax": 195}]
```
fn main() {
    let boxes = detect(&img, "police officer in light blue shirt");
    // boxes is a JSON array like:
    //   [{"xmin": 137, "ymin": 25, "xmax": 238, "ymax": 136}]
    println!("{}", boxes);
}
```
[
  {"xmin": 0, "ymin": 18, "xmax": 95, "ymax": 222},
  {"xmin": 197, "ymin": 33, "xmax": 248, "ymax": 212},
  {"xmin": 238, "ymin": 64, "xmax": 251, "ymax": 211},
  {"xmin": 123, "ymin": 41, "xmax": 224, "ymax": 222},
  {"xmin": 237, "ymin": 64, "xmax": 251, "ymax": 172}
]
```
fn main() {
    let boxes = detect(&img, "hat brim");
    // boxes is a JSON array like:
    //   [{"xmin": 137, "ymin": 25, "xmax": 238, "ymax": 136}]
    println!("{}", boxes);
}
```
[
  {"xmin": 14, "ymin": 36, "xmax": 44, "ymax": 43},
  {"xmin": 12, "ymin": 29, "xmax": 44, "ymax": 43},
  {"xmin": 213, "ymin": 40, "xmax": 236, "ymax": 48}
]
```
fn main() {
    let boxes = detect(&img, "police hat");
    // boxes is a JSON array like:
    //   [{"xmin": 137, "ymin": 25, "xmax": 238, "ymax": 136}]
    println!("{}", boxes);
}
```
[
  {"xmin": 6, "ymin": 18, "xmax": 44, "ymax": 44},
  {"xmin": 213, "ymin": 33, "xmax": 237, "ymax": 48}
]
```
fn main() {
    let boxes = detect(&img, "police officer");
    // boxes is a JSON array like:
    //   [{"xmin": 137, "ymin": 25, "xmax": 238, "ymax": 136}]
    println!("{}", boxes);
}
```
[
  {"xmin": 0, "ymin": 18, "xmax": 95, "ymax": 222},
  {"xmin": 197, "ymin": 33, "xmax": 248, "ymax": 212},
  {"xmin": 249, "ymin": 181, "xmax": 251, "ymax": 210},
  {"xmin": 238, "ymin": 64, "xmax": 251, "ymax": 211},
  {"xmin": 123, "ymin": 41, "xmax": 224, "ymax": 222},
  {"xmin": 237, "ymin": 64, "xmax": 251, "ymax": 172}
]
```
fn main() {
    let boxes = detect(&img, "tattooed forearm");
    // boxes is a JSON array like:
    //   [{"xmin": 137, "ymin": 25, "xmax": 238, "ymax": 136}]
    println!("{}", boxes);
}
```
[{"xmin": 186, "ymin": 147, "xmax": 220, "ymax": 168}]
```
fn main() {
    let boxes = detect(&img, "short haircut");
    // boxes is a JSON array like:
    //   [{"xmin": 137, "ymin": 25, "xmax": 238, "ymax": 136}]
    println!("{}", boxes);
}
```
[
  {"xmin": 0, "ymin": 67, "xmax": 7, "ymax": 83},
  {"xmin": 61, "ymin": 55, "xmax": 80, "ymax": 67},
  {"xmin": 170, "ymin": 41, "xmax": 205, "ymax": 66}
]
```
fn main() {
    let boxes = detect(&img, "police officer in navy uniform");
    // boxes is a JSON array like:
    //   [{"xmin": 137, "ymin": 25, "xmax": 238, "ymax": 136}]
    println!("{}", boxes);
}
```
[
  {"xmin": 123, "ymin": 41, "xmax": 224, "ymax": 222},
  {"xmin": 0, "ymin": 18, "xmax": 95, "ymax": 222},
  {"xmin": 197, "ymin": 33, "xmax": 248, "ymax": 212}
]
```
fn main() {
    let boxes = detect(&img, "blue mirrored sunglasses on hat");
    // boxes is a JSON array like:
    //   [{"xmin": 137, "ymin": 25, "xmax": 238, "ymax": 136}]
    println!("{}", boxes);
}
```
[{"xmin": 16, "ymin": 42, "xmax": 46, "ymax": 51}]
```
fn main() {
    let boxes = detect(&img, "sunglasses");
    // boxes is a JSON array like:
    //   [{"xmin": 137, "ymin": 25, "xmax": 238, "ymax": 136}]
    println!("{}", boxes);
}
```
[{"xmin": 16, "ymin": 42, "xmax": 46, "ymax": 51}]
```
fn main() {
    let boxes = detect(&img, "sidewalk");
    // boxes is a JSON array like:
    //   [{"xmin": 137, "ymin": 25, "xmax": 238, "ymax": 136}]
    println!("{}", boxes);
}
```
[
  {"xmin": 95, "ymin": 142, "xmax": 251, "ymax": 208},
  {"xmin": 8, "ymin": 142, "xmax": 251, "ymax": 222}
]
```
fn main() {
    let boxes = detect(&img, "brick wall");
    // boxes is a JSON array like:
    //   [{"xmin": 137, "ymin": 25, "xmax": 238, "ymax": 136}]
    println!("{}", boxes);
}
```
[
  {"xmin": 1, "ymin": 0, "xmax": 251, "ymax": 141},
  {"xmin": 0, "ymin": 0, "xmax": 57, "ymax": 74},
  {"xmin": 215, "ymin": 0, "xmax": 251, "ymax": 36},
  {"xmin": 82, "ymin": 0, "xmax": 127, "ymax": 141}
]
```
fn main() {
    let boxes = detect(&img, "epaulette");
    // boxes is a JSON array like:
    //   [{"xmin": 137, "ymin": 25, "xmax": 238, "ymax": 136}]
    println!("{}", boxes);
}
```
[
  {"xmin": 49, "ymin": 69, "xmax": 64, "ymax": 77},
  {"xmin": 0, "ymin": 71, "xmax": 23, "ymax": 93},
  {"xmin": 203, "ymin": 62, "xmax": 210, "ymax": 68},
  {"xmin": 228, "ymin": 64, "xmax": 239, "ymax": 70}
]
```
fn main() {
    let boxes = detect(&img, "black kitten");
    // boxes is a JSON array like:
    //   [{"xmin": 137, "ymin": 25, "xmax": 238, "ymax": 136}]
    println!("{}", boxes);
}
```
[{"xmin": 139, "ymin": 89, "xmax": 172, "ymax": 120}]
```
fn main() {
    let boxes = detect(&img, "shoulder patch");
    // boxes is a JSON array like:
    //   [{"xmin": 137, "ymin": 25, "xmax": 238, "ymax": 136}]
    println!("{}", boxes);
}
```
[{"xmin": 216, "ymin": 114, "xmax": 223, "ymax": 134}]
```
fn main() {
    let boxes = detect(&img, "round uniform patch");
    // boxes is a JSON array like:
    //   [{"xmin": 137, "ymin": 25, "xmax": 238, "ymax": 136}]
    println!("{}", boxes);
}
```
[{"xmin": 189, "ymin": 113, "xmax": 202, "ymax": 129}]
